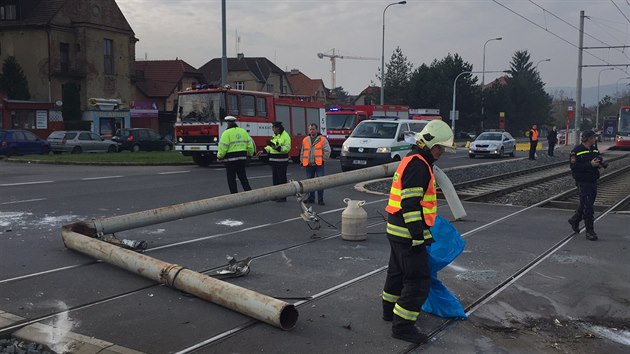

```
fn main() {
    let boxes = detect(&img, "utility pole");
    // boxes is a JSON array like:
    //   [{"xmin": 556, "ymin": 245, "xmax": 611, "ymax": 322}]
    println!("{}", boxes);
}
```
[
  {"xmin": 573, "ymin": 10, "xmax": 584, "ymax": 145},
  {"xmin": 221, "ymin": 0, "xmax": 227, "ymax": 87}
]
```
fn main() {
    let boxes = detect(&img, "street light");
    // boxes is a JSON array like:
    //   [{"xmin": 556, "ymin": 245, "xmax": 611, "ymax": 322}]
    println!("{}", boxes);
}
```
[
  {"xmin": 616, "ymin": 77, "xmax": 630, "ymax": 97},
  {"xmin": 481, "ymin": 37, "xmax": 502, "ymax": 130},
  {"xmin": 596, "ymin": 68, "xmax": 614, "ymax": 129},
  {"xmin": 453, "ymin": 70, "xmax": 508, "ymax": 134},
  {"xmin": 534, "ymin": 58, "xmax": 551, "ymax": 71},
  {"xmin": 380, "ymin": 1, "xmax": 407, "ymax": 105}
]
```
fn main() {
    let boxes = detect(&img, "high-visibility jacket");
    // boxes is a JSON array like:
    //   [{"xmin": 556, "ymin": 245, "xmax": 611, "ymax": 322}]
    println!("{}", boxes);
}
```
[
  {"xmin": 530, "ymin": 129, "xmax": 539, "ymax": 141},
  {"xmin": 265, "ymin": 130, "xmax": 291, "ymax": 162},
  {"xmin": 385, "ymin": 153, "xmax": 437, "ymax": 243},
  {"xmin": 217, "ymin": 127, "xmax": 254, "ymax": 161},
  {"xmin": 301, "ymin": 134, "xmax": 330, "ymax": 167}
]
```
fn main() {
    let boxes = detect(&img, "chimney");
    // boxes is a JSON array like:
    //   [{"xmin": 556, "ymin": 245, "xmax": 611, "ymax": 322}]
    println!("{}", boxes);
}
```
[{"xmin": 237, "ymin": 53, "xmax": 244, "ymax": 60}]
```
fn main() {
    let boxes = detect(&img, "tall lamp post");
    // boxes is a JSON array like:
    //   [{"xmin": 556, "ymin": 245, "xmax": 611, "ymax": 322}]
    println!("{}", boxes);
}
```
[
  {"xmin": 615, "ymin": 77, "xmax": 630, "ymax": 97},
  {"xmin": 480, "ymin": 37, "xmax": 502, "ymax": 130},
  {"xmin": 534, "ymin": 58, "xmax": 551, "ymax": 71},
  {"xmin": 380, "ymin": 1, "xmax": 407, "ymax": 105},
  {"xmin": 596, "ymin": 68, "xmax": 614, "ymax": 129},
  {"xmin": 453, "ymin": 70, "xmax": 508, "ymax": 134}
]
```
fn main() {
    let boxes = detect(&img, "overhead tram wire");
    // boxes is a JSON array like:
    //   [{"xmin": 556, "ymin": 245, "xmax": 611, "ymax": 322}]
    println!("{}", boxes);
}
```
[
  {"xmin": 529, "ymin": 0, "xmax": 630, "ymax": 63},
  {"xmin": 492, "ymin": 0, "xmax": 629, "ymax": 75},
  {"xmin": 611, "ymin": 0, "xmax": 630, "ymax": 25}
]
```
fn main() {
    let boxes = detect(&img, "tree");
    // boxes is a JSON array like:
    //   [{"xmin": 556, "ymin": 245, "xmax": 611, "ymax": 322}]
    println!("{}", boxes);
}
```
[
  {"xmin": 501, "ymin": 50, "xmax": 552, "ymax": 133},
  {"xmin": 408, "ymin": 53, "xmax": 478, "ymax": 132},
  {"xmin": 382, "ymin": 46, "xmax": 413, "ymax": 105},
  {"xmin": 0, "ymin": 56, "xmax": 30, "ymax": 100}
]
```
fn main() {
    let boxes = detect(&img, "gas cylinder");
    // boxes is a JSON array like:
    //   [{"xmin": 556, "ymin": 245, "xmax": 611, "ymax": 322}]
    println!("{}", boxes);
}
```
[{"xmin": 341, "ymin": 198, "xmax": 368, "ymax": 241}]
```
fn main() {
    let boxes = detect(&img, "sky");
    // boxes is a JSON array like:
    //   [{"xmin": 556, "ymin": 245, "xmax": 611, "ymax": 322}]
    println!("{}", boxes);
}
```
[{"xmin": 117, "ymin": 0, "xmax": 630, "ymax": 101}]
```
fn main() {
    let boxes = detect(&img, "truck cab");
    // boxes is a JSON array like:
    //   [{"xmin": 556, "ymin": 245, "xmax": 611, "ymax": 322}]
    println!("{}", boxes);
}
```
[{"xmin": 325, "ymin": 107, "xmax": 369, "ymax": 157}]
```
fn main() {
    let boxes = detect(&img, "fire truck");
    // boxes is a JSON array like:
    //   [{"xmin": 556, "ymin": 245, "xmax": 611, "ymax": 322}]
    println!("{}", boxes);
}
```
[
  {"xmin": 325, "ymin": 105, "xmax": 409, "ymax": 157},
  {"xmin": 174, "ymin": 85, "xmax": 326, "ymax": 166}
]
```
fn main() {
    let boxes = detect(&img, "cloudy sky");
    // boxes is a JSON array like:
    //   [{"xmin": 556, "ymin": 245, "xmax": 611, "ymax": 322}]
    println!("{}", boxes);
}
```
[{"xmin": 117, "ymin": 0, "xmax": 630, "ymax": 97}]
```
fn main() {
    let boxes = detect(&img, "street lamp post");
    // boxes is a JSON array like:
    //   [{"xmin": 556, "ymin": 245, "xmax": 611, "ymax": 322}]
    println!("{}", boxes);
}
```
[
  {"xmin": 534, "ymin": 58, "xmax": 551, "ymax": 71},
  {"xmin": 453, "ymin": 70, "xmax": 508, "ymax": 134},
  {"xmin": 480, "ymin": 37, "xmax": 502, "ymax": 130},
  {"xmin": 616, "ymin": 77, "xmax": 630, "ymax": 97},
  {"xmin": 380, "ymin": 1, "xmax": 407, "ymax": 105},
  {"xmin": 596, "ymin": 68, "xmax": 614, "ymax": 129}
]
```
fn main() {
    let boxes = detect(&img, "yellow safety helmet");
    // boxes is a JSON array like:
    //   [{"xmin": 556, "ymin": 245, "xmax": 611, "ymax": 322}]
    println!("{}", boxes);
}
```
[{"xmin": 415, "ymin": 120, "xmax": 456, "ymax": 152}]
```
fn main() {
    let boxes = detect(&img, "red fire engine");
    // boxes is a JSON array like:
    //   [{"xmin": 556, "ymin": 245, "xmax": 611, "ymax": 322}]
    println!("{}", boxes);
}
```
[
  {"xmin": 325, "ymin": 105, "xmax": 409, "ymax": 156},
  {"xmin": 174, "ymin": 85, "xmax": 326, "ymax": 166}
]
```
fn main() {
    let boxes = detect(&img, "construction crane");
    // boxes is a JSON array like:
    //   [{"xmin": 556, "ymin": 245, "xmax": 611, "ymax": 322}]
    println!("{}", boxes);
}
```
[{"xmin": 317, "ymin": 48, "xmax": 378, "ymax": 89}]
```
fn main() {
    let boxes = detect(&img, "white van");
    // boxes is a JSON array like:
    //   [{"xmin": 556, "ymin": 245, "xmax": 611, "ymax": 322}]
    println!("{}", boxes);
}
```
[{"xmin": 339, "ymin": 118, "xmax": 429, "ymax": 171}]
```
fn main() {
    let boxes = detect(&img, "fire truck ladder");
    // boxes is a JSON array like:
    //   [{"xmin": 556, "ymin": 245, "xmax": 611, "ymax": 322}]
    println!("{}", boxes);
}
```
[{"xmin": 317, "ymin": 48, "xmax": 378, "ymax": 89}]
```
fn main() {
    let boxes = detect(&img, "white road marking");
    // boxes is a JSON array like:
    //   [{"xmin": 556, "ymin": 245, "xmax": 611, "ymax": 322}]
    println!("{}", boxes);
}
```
[
  {"xmin": 158, "ymin": 171, "xmax": 190, "ymax": 175},
  {"xmin": 0, "ymin": 181, "xmax": 53, "ymax": 187},
  {"xmin": 0, "ymin": 198, "xmax": 46, "ymax": 205},
  {"xmin": 248, "ymin": 175, "xmax": 273, "ymax": 179},
  {"xmin": 80, "ymin": 176, "xmax": 123, "ymax": 180}
]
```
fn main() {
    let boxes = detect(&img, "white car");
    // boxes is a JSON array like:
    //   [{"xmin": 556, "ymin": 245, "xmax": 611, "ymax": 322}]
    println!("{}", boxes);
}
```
[
  {"xmin": 48, "ymin": 131, "xmax": 120, "ymax": 154},
  {"xmin": 468, "ymin": 130, "xmax": 516, "ymax": 158}
]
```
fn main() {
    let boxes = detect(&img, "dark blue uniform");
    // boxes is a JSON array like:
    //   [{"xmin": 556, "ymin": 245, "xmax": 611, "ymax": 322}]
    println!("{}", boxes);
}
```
[{"xmin": 568, "ymin": 143, "xmax": 601, "ymax": 237}]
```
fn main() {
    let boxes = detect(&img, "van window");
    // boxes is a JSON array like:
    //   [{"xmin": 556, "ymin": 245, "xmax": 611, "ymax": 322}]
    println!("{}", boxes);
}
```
[{"xmin": 351, "ymin": 121, "xmax": 400, "ymax": 139}]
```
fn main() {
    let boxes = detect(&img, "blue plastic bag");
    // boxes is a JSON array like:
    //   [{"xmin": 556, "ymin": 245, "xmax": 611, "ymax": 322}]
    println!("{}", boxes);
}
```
[{"xmin": 422, "ymin": 216, "xmax": 467, "ymax": 319}]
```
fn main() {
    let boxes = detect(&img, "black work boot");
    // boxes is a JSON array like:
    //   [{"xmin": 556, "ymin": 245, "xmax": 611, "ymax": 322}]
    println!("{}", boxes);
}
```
[
  {"xmin": 382, "ymin": 301, "xmax": 394, "ymax": 322},
  {"xmin": 568, "ymin": 217, "xmax": 581, "ymax": 233},
  {"xmin": 392, "ymin": 316, "xmax": 428, "ymax": 344},
  {"xmin": 585, "ymin": 230, "xmax": 598, "ymax": 241}
]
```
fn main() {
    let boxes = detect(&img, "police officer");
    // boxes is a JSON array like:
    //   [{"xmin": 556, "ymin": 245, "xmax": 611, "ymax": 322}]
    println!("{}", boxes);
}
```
[
  {"xmin": 258, "ymin": 121, "xmax": 291, "ymax": 202},
  {"xmin": 568, "ymin": 130, "xmax": 602, "ymax": 241},
  {"xmin": 217, "ymin": 116, "xmax": 254, "ymax": 194},
  {"xmin": 381, "ymin": 120, "xmax": 455, "ymax": 344}
]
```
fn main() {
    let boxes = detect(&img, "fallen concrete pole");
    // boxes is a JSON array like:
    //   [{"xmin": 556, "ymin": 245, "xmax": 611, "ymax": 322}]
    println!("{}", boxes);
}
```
[
  {"xmin": 61, "ymin": 226, "xmax": 298, "ymax": 330},
  {"xmin": 72, "ymin": 162, "xmax": 399, "ymax": 237}
]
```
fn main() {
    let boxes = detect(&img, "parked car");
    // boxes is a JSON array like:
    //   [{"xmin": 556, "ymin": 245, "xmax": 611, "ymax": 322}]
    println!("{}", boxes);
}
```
[
  {"xmin": 0, "ymin": 129, "xmax": 51, "ymax": 156},
  {"xmin": 112, "ymin": 128, "xmax": 173, "ymax": 152},
  {"xmin": 468, "ymin": 130, "xmax": 516, "ymax": 158},
  {"xmin": 47, "ymin": 131, "xmax": 119, "ymax": 154}
]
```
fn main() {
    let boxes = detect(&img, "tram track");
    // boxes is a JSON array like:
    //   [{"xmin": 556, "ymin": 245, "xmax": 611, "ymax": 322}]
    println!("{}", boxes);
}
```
[{"xmin": 3, "ymin": 157, "xmax": 629, "ymax": 352}]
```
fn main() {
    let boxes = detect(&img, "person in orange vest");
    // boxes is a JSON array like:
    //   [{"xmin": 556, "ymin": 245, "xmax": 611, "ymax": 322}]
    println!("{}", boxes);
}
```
[
  {"xmin": 300, "ymin": 123, "xmax": 331, "ymax": 205},
  {"xmin": 381, "ymin": 120, "xmax": 455, "ymax": 344},
  {"xmin": 529, "ymin": 124, "xmax": 539, "ymax": 160}
]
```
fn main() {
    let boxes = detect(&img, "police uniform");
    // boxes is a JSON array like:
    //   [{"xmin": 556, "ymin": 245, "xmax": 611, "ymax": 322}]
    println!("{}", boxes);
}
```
[
  {"xmin": 265, "ymin": 122, "xmax": 291, "ymax": 201},
  {"xmin": 381, "ymin": 145, "xmax": 435, "ymax": 342},
  {"xmin": 569, "ymin": 131, "xmax": 601, "ymax": 240},
  {"xmin": 217, "ymin": 117, "xmax": 254, "ymax": 194}
]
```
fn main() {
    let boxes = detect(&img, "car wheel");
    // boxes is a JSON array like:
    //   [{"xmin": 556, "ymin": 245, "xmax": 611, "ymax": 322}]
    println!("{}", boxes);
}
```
[
  {"xmin": 469, "ymin": 153, "xmax": 475, "ymax": 158},
  {"xmin": 41, "ymin": 146, "xmax": 51, "ymax": 155},
  {"xmin": 341, "ymin": 165, "xmax": 352, "ymax": 172},
  {"xmin": 131, "ymin": 144, "xmax": 141, "ymax": 152},
  {"xmin": 71, "ymin": 146, "xmax": 82, "ymax": 154},
  {"xmin": 498, "ymin": 147, "xmax": 504, "ymax": 158},
  {"xmin": 391, "ymin": 155, "xmax": 401, "ymax": 162},
  {"xmin": 53, "ymin": 151, "xmax": 62, "ymax": 155},
  {"xmin": 163, "ymin": 144, "xmax": 172, "ymax": 152},
  {"xmin": 509, "ymin": 149, "xmax": 515, "ymax": 157},
  {"xmin": 107, "ymin": 145, "xmax": 117, "ymax": 153}
]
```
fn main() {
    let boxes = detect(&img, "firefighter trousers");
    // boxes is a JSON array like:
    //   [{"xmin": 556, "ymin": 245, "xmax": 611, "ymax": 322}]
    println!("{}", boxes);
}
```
[{"xmin": 383, "ymin": 238, "xmax": 431, "ymax": 328}]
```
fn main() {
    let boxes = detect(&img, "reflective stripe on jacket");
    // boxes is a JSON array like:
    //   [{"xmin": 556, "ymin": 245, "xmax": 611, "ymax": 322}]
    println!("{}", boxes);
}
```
[
  {"xmin": 217, "ymin": 127, "xmax": 254, "ymax": 161},
  {"xmin": 385, "ymin": 154, "xmax": 437, "ymax": 227},
  {"xmin": 265, "ymin": 130, "xmax": 291, "ymax": 162},
  {"xmin": 301, "ymin": 135, "xmax": 329, "ymax": 166}
]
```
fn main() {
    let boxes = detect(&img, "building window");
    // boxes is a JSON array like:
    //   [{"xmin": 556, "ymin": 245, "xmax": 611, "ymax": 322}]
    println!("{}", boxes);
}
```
[
  {"xmin": 104, "ymin": 39, "xmax": 113, "ymax": 75},
  {"xmin": 60, "ymin": 43, "xmax": 69, "ymax": 72},
  {"xmin": 0, "ymin": 5, "xmax": 17, "ymax": 20},
  {"xmin": 234, "ymin": 81, "xmax": 244, "ymax": 90},
  {"xmin": 266, "ymin": 84, "xmax": 274, "ymax": 93}
]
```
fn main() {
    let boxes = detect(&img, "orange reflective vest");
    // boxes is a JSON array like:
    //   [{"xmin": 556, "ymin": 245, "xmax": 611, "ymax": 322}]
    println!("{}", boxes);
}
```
[
  {"xmin": 301, "ymin": 135, "xmax": 326, "ymax": 167},
  {"xmin": 530, "ymin": 129, "xmax": 539, "ymax": 141},
  {"xmin": 385, "ymin": 154, "xmax": 437, "ymax": 226}
]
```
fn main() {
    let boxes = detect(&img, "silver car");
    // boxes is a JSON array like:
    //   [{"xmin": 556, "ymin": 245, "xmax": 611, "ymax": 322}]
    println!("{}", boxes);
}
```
[
  {"xmin": 47, "ymin": 131, "xmax": 119, "ymax": 154},
  {"xmin": 468, "ymin": 130, "xmax": 516, "ymax": 158}
]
